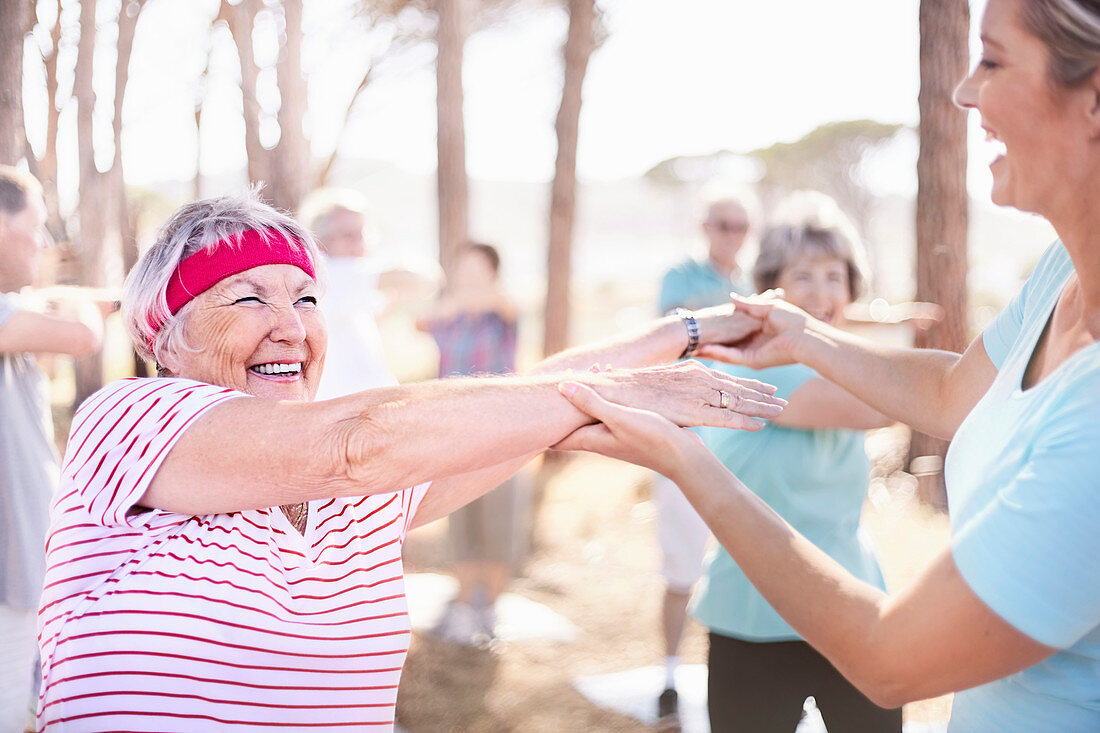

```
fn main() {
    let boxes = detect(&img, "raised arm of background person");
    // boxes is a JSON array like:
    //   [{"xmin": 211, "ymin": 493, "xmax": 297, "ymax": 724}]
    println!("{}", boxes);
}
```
[
  {"xmin": 141, "ymin": 307, "xmax": 783, "ymax": 518},
  {"xmin": 554, "ymin": 383, "xmax": 1056, "ymax": 708},
  {"xmin": 410, "ymin": 303, "xmax": 781, "ymax": 526},
  {"xmin": 0, "ymin": 300, "xmax": 101, "ymax": 358},
  {"xmin": 698, "ymin": 294, "xmax": 996, "ymax": 440}
]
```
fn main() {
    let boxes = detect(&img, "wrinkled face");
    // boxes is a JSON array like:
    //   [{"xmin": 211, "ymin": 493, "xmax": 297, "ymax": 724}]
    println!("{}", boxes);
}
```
[
  {"xmin": 321, "ymin": 210, "xmax": 366, "ymax": 259},
  {"xmin": 953, "ymin": 0, "xmax": 1090, "ymax": 214},
  {"xmin": 702, "ymin": 201, "xmax": 750, "ymax": 271},
  {"xmin": 170, "ymin": 264, "xmax": 326, "ymax": 401},
  {"xmin": 775, "ymin": 249, "xmax": 851, "ymax": 325},
  {"xmin": 0, "ymin": 196, "xmax": 49, "ymax": 291}
]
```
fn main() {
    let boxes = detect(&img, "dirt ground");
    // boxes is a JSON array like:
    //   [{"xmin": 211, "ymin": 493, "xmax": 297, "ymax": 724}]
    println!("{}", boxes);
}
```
[{"xmin": 397, "ymin": 426, "xmax": 954, "ymax": 732}]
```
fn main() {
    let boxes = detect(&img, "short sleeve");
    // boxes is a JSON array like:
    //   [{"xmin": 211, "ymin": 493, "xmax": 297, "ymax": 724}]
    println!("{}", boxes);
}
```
[
  {"xmin": 951, "ymin": 379, "xmax": 1100, "ymax": 649},
  {"xmin": 983, "ymin": 241, "xmax": 1071, "ymax": 369},
  {"xmin": 0, "ymin": 292, "xmax": 18, "ymax": 329},
  {"xmin": 399, "ymin": 482, "xmax": 433, "ymax": 540},
  {"xmin": 60, "ymin": 378, "xmax": 247, "ymax": 527}
]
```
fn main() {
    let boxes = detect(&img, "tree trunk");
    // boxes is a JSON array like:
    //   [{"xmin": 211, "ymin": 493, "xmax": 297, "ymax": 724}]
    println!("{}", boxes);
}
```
[
  {"xmin": 114, "ymin": 0, "xmax": 148, "ymax": 377},
  {"xmin": 0, "ymin": 0, "xmax": 30, "ymax": 163},
  {"xmin": 72, "ymin": 0, "xmax": 110, "ymax": 407},
  {"xmin": 266, "ymin": 0, "xmax": 309, "ymax": 213},
  {"xmin": 41, "ymin": 0, "xmax": 65, "ymax": 237},
  {"xmin": 222, "ymin": 0, "xmax": 269, "ymax": 191},
  {"xmin": 435, "ymin": 0, "xmax": 469, "ymax": 279},
  {"xmin": 912, "ymin": 0, "xmax": 970, "ymax": 509},
  {"xmin": 543, "ymin": 0, "xmax": 596, "ymax": 357}
]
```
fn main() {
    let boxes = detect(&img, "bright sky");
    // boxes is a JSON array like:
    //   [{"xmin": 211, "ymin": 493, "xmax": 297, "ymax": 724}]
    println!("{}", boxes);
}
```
[{"xmin": 23, "ymin": 0, "xmax": 998, "ymax": 201}]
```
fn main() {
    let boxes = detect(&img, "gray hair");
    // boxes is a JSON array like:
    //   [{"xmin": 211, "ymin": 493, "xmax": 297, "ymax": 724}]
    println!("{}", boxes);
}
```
[
  {"xmin": 1022, "ymin": 0, "xmax": 1100, "ymax": 87},
  {"xmin": 122, "ymin": 190, "xmax": 324, "ymax": 367},
  {"xmin": 753, "ymin": 190, "xmax": 868, "ymax": 301}
]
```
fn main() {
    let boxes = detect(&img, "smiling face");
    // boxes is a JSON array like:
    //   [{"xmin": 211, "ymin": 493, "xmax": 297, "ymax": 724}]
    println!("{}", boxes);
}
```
[
  {"xmin": 168, "ymin": 264, "xmax": 326, "ymax": 401},
  {"xmin": 775, "ymin": 248, "xmax": 852, "ymax": 326},
  {"xmin": 954, "ymin": 0, "xmax": 1096, "ymax": 215}
]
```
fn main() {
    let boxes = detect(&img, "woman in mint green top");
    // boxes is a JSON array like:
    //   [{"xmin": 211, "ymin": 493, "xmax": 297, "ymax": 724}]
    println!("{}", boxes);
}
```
[
  {"xmin": 693, "ymin": 192, "xmax": 900, "ymax": 732},
  {"xmin": 551, "ymin": 2, "xmax": 1100, "ymax": 730}
]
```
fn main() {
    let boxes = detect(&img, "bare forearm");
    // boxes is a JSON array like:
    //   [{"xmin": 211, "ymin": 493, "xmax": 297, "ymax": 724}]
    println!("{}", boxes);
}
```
[
  {"xmin": 671, "ymin": 450, "xmax": 899, "ymax": 704},
  {"xmin": 148, "ymin": 374, "xmax": 587, "ymax": 515},
  {"xmin": 794, "ymin": 324, "xmax": 967, "ymax": 439},
  {"xmin": 533, "ymin": 315, "xmax": 688, "ymax": 374},
  {"xmin": 319, "ymin": 376, "xmax": 585, "ymax": 498}
]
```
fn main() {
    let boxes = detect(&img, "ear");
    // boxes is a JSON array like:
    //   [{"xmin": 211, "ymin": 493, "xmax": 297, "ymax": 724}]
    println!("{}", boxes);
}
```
[{"xmin": 1085, "ymin": 67, "xmax": 1100, "ymax": 139}]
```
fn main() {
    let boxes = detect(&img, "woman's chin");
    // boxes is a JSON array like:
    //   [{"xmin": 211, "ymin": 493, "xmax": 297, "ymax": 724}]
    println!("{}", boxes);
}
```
[{"xmin": 246, "ymin": 372, "xmax": 312, "ymax": 400}]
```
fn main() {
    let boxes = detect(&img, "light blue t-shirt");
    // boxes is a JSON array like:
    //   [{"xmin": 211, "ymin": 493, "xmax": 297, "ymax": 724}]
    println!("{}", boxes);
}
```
[
  {"xmin": 658, "ymin": 258, "xmax": 751, "ymax": 315},
  {"xmin": 946, "ymin": 241, "xmax": 1100, "ymax": 732},
  {"xmin": 691, "ymin": 363, "xmax": 886, "ymax": 641}
]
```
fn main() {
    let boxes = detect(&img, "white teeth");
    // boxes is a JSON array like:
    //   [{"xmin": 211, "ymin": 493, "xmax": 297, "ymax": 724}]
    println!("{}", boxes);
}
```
[{"xmin": 251, "ymin": 362, "xmax": 303, "ymax": 376}]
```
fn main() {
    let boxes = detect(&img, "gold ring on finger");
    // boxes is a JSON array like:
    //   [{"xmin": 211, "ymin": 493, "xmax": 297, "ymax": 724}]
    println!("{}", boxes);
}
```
[{"xmin": 718, "ymin": 390, "xmax": 731, "ymax": 409}]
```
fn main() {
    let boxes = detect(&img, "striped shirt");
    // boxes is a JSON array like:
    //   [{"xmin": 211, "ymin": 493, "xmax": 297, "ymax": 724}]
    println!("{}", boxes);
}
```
[{"xmin": 37, "ymin": 377, "xmax": 429, "ymax": 731}]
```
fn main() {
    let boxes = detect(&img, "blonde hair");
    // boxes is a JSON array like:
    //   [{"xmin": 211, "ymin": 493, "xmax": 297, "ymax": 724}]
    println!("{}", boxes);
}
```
[
  {"xmin": 753, "ymin": 191, "xmax": 868, "ymax": 301},
  {"xmin": 1022, "ymin": 0, "xmax": 1100, "ymax": 87}
]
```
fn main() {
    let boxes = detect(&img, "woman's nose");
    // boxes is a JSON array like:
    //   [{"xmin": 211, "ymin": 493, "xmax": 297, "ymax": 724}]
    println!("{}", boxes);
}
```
[
  {"xmin": 270, "ymin": 305, "xmax": 307, "ymax": 343},
  {"xmin": 953, "ymin": 72, "xmax": 978, "ymax": 109}
]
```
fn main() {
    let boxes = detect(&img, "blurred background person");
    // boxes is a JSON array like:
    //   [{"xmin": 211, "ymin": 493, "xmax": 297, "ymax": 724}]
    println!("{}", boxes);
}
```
[
  {"xmin": 691, "ymin": 191, "xmax": 900, "ymax": 732},
  {"xmin": 299, "ymin": 189, "xmax": 439, "ymax": 400},
  {"xmin": 651, "ymin": 189, "xmax": 756, "ymax": 727},
  {"xmin": 417, "ymin": 242, "xmax": 523, "ymax": 646},
  {"xmin": 0, "ymin": 166, "xmax": 101, "ymax": 733}
]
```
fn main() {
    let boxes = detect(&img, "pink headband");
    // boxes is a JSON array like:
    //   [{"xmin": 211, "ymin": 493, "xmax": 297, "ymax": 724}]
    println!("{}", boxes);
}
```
[{"xmin": 148, "ymin": 228, "xmax": 316, "ymax": 349}]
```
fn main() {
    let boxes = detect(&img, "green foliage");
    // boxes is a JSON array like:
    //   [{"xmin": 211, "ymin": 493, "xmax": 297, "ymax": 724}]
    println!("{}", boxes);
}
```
[{"xmin": 750, "ymin": 119, "xmax": 904, "ymax": 198}]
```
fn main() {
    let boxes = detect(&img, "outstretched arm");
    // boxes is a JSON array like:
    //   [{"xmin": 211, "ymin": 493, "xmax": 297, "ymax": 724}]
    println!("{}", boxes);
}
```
[
  {"xmin": 698, "ymin": 294, "xmax": 996, "ymax": 440},
  {"xmin": 413, "ymin": 302, "xmax": 779, "ymax": 525},
  {"xmin": 554, "ymin": 383, "xmax": 1054, "ymax": 707},
  {"xmin": 142, "ymin": 304, "xmax": 783, "ymax": 518}
]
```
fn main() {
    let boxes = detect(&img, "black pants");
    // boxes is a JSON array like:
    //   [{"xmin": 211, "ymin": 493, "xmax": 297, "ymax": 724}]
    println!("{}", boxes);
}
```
[{"xmin": 707, "ymin": 632, "xmax": 902, "ymax": 733}]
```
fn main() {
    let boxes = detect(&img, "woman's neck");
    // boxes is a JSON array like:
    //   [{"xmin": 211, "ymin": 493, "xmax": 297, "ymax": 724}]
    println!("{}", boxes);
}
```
[{"xmin": 1046, "ymin": 208, "xmax": 1100, "ymax": 336}]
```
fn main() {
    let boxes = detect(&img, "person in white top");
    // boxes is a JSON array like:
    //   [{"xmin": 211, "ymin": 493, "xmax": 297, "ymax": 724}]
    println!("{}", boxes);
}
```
[
  {"xmin": 298, "ymin": 189, "xmax": 438, "ymax": 399},
  {"xmin": 36, "ymin": 191, "xmax": 786, "ymax": 731}
]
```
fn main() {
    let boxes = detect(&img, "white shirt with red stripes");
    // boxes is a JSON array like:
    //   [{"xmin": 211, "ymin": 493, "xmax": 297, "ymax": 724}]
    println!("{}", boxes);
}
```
[{"xmin": 38, "ymin": 377, "xmax": 429, "ymax": 731}]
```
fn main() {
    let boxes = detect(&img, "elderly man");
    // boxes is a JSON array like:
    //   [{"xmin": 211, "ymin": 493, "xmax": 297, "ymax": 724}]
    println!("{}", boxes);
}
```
[
  {"xmin": 0, "ymin": 166, "xmax": 100, "ymax": 732},
  {"xmin": 653, "ymin": 190, "xmax": 757, "ymax": 728}
]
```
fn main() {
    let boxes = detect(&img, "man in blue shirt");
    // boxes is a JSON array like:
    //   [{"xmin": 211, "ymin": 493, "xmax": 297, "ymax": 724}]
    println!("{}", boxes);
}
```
[{"xmin": 653, "ymin": 191, "xmax": 755, "ymax": 727}]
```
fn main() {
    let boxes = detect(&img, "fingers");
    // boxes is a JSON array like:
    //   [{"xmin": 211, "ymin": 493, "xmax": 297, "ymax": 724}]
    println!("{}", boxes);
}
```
[
  {"xmin": 714, "ymin": 383, "xmax": 785, "ymax": 419},
  {"xmin": 551, "ymin": 423, "xmax": 612, "ymax": 453},
  {"xmin": 713, "ymin": 371, "xmax": 779, "ymax": 397},
  {"xmin": 729, "ymin": 295, "xmax": 773, "ymax": 320},
  {"xmin": 558, "ymin": 381, "xmax": 622, "ymax": 425},
  {"xmin": 695, "ymin": 343, "xmax": 749, "ymax": 365}
]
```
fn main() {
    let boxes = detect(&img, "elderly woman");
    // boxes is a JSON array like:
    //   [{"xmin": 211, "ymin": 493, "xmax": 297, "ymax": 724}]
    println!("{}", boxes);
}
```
[
  {"xmin": 35, "ymin": 193, "xmax": 783, "ymax": 730},
  {"xmin": 555, "ymin": 0, "xmax": 1100, "ymax": 730},
  {"xmin": 690, "ymin": 192, "xmax": 899, "ymax": 732}
]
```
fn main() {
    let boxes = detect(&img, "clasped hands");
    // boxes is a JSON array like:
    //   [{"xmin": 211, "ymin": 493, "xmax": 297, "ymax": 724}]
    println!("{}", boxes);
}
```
[{"xmin": 551, "ymin": 291, "xmax": 812, "ymax": 477}]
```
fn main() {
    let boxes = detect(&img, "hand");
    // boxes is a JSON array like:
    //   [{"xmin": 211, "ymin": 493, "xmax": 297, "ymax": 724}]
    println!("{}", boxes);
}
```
[
  {"xmin": 696, "ymin": 291, "xmax": 816, "ymax": 369},
  {"xmin": 552, "ymin": 381, "xmax": 711, "ymax": 480},
  {"xmin": 692, "ymin": 298, "xmax": 773, "ymax": 348},
  {"xmin": 578, "ymin": 360, "xmax": 786, "ymax": 433}
]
